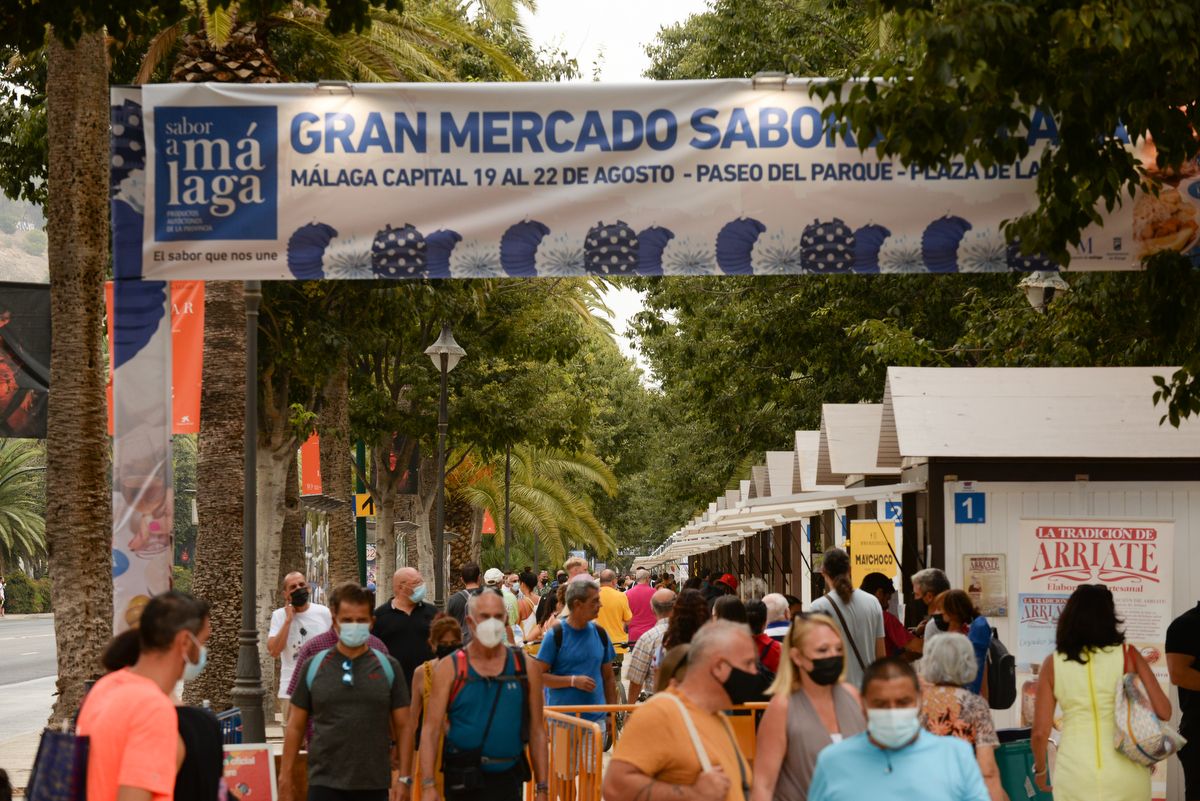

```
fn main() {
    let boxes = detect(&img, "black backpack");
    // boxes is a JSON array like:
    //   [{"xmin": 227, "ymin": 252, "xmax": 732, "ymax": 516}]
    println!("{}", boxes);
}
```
[
  {"xmin": 986, "ymin": 627, "xmax": 1017, "ymax": 710},
  {"xmin": 756, "ymin": 641, "xmax": 777, "ymax": 687}
]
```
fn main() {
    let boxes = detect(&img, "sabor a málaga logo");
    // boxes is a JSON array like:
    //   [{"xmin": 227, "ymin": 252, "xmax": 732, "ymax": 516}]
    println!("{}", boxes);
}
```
[{"xmin": 154, "ymin": 106, "xmax": 277, "ymax": 241}]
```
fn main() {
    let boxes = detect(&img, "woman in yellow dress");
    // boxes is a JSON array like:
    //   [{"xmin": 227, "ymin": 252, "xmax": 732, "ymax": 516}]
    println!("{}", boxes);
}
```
[
  {"xmin": 397, "ymin": 615, "xmax": 463, "ymax": 798},
  {"xmin": 1031, "ymin": 584, "xmax": 1171, "ymax": 800}
]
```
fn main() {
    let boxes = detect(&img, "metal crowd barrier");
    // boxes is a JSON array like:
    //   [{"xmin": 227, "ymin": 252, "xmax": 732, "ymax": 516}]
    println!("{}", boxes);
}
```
[
  {"xmin": 216, "ymin": 707, "xmax": 243, "ymax": 744},
  {"xmin": 529, "ymin": 702, "xmax": 770, "ymax": 800}
]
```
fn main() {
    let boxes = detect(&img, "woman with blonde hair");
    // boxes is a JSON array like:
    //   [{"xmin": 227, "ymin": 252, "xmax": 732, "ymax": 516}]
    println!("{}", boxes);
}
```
[{"xmin": 751, "ymin": 614, "xmax": 866, "ymax": 801}]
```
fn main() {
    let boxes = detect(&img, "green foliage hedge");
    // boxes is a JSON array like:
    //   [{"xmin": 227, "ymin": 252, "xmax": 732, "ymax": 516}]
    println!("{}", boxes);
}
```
[{"xmin": 4, "ymin": 570, "xmax": 52, "ymax": 613}]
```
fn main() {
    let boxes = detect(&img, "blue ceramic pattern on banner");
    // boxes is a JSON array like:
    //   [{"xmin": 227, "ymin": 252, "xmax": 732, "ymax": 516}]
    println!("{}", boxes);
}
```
[
  {"xmin": 111, "ymin": 98, "xmax": 166, "ymax": 369},
  {"xmin": 280, "ymin": 215, "xmax": 1063, "ymax": 278}
]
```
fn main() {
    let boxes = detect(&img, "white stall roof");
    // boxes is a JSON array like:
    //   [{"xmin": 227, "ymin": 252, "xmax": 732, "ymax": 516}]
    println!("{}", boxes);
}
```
[
  {"xmin": 766, "ymin": 450, "xmax": 801, "ymax": 497},
  {"xmin": 816, "ymin": 404, "xmax": 901, "ymax": 484},
  {"xmin": 795, "ymin": 430, "xmax": 843, "ymax": 492},
  {"xmin": 878, "ymin": 366, "xmax": 1200, "ymax": 465}
]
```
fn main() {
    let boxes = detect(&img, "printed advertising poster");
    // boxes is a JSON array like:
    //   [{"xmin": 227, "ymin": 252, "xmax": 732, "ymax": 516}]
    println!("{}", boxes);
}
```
[
  {"xmin": 848, "ymin": 520, "xmax": 897, "ymax": 587},
  {"xmin": 1017, "ymin": 518, "xmax": 1174, "ymax": 799},
  {"xmin": 963, "ymin": 554, "xmax": 1008, "ymax": 617},
  {"xmin": 222, "ymin": 745, "xmax": 277, "ymax": 801}
]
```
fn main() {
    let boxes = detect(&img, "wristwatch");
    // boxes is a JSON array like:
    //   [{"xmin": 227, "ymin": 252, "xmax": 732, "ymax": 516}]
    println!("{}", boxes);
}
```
[{"xmin": 396, "ymin": 777, "xmax": 413, "ymax": 787}]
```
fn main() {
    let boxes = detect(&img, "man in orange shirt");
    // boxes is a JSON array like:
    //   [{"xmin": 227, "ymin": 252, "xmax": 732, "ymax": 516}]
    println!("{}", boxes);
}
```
[
  {"xmin": 78, "ymin": 591, "xmax": 212, "ymax": 801},
  {"xmin": 604, "ymin": 620, "xmax": 758, "ymax": 801}
]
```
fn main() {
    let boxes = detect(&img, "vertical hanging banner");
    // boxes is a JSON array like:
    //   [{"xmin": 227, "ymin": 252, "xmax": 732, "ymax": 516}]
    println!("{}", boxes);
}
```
[
  {"xmin": 0, "ymin": 282, "xmax": 50, "ymax": 438},
  {"xmin": 300, "ymin": 432, "xmax": 322, "ymax": 495},
  {"xmin": 107, "ymin": 280, "xmax": 204, "ymax": 434},
  {"xmin": 111, "ymin": 86, "xmax": 175, "ymax": 634},
  {"xmin": 1017, "ymin": 518, "xmax": 1174, "ymax": 800},
  {"xmin": 119, "ymin": 82, "xmax": 1158, "ymax": 282}
]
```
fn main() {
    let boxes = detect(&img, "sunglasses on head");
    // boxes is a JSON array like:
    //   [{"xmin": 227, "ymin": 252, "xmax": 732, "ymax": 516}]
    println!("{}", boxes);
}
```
[{"xmin": 342, "ymin": 659, "xmax": 353, "ymax": 687}]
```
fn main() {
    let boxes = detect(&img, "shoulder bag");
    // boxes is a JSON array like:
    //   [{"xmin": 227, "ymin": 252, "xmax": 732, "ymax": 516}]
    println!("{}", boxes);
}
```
[{"xmin": 1114, "ymin": 644, "xmax": 1186, "ymax": 766}]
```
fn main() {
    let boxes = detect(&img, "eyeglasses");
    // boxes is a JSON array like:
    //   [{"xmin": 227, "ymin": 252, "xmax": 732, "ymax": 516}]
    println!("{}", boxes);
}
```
[
  {"xmin": 299, "ymin": 627, "xmax": 308, "ymax": 637},
  {"xmin": 342, "ymin": 659, "xmax": 353, "ymax": 687}
]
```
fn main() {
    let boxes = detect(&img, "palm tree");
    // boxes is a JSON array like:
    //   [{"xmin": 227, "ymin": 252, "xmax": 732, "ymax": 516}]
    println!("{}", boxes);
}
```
[
  {"xmin": 0, "ymin": 439, "xmax": 46, "ymax": 573},
  {"xmin": 44, "ymin": 29, "xmax": 113, "ymax": 720},
  {"xmin": 155, "ymin": 0, "xmax": 530, "ymax": 708},
  {"xmin": 453, "ymin": 445, "xmax": 618, "ymax": 569}
]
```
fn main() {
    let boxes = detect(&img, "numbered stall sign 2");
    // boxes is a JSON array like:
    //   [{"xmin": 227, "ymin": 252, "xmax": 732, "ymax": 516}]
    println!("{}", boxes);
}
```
[{"xmin": 954, "ymin": 492, "xmax": 986, "ymax": 524}]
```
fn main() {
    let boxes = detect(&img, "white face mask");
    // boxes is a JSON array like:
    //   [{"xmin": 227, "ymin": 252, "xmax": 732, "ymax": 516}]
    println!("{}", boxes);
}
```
[
  {"xmin": 474, "ymin": 617, "xmax": 507, "ymax": 648},
  {"xmin": 867, "ymin": 707, "xmax": 921, "ymax": 749}
]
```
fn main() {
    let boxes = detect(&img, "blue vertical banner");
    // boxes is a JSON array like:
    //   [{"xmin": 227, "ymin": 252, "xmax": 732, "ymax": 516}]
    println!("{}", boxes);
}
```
[{"xmin": 111, "ymin": 86, "xmax": 174, "ymax": 634}]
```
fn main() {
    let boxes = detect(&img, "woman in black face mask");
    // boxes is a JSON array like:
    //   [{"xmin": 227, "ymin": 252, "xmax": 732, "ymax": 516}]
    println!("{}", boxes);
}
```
[
  {"xmin": 750, "ymin": 613, "xmax": 867, "ymax": 801},
  {"xmin": 396, "ymin": 614, "xmax": 463, "ymax": 796}
]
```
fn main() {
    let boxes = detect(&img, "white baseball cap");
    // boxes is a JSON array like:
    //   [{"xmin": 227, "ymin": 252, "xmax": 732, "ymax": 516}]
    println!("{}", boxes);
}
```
[{"xmin": 483, "ymin": 567, "xmax": 505, "ymax": 586}]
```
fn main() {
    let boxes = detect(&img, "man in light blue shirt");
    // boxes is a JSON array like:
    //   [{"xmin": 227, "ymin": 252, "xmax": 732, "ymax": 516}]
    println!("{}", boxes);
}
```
[{"xmin": 808, "ymin": 657, "xmax": 989, "ymax": 801}]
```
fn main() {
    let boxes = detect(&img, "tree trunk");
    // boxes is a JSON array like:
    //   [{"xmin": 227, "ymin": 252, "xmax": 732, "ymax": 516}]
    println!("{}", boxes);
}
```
[
  {"xmin": 45, "ymin": 29, "xmax": 114, "ymax": 720},
  {"xmin": 279, "ymin": 451, "xmax": 306, "ymax": 580},
  {"xmin": 185, "ymin": 280, "xmax": 245, "ymax": 709},
  {"xmin": 413, "ymin": 455, "xmax": 438, "ymax": 592},
  {"xmin": 320, "ymin": 361, "xmax": 356, "ymax": 587},
  {"xmin": 253, "ymin": 438, "xmax": 291, "ymax": 715},
  {"xmin": 370, "ymin": 434, "xmax": 418, "ymax": 590}
]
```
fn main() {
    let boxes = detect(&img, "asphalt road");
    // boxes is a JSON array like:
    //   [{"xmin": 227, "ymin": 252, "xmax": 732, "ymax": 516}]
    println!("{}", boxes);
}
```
[{"xmin": 0, "ymin": 615, "xmax": 56, "ymax": 685}]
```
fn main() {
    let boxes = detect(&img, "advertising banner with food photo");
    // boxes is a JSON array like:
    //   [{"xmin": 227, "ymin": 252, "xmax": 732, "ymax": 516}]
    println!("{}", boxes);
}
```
[
  {"xmin": 1017, "ymin": 518, "xmax": 1174, "ymax": 799},
  {"xmin": 963, "ymin": 554, "xmax": 1008, "ymax": 617}
]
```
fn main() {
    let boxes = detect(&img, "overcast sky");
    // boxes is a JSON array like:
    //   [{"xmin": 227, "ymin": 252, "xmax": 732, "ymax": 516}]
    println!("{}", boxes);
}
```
[
  {"xmin": 519, "ymin": 0, "xmax": 708, "ymax": 83},
  {"xmin": 520, "ymin": 0, "xmax": 709, "ymax": 378}
]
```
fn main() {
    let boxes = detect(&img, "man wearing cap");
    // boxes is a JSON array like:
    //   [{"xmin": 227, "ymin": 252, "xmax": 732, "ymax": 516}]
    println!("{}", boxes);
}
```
[
  {"xmin": 484, "ymin": 567, "xmax": 521, "ymax": 643},
  {"xmin": 707, "ymin": 573, "xmax": 739, "ymax": 613},
  {"xmin": 861, "ymin": 572, "xmax": 914, "ymax": 658}
]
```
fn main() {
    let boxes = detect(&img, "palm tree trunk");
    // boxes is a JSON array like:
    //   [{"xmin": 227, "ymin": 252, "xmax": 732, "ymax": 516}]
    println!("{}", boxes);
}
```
[
  {"xmin": 185, "ymin": 280, "xmax": 245, "ymax": 709},
  {"xmin": 321, "ymin": 361, "xmax": 356, "ymax": 587},
  {"xmin": 279, "ymin": 451, "xmax": 306, "ymax": 579},
  {"xmin": 45, "ymin": 28, "xmax": 113, "ymax": 720}
]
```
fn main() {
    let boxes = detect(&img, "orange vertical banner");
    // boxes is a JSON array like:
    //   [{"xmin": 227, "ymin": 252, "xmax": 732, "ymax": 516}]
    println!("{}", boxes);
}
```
[
  {"xmin": 107, "ymin": 281, "xmax": 205, "ymax": 435},
  {"xmin": 301, "ymin": 433, "xmax": 322, "ymax": 495},
  {"xmin": 170, "ymin": 282, "xmax": 203, "ymax": 434}
]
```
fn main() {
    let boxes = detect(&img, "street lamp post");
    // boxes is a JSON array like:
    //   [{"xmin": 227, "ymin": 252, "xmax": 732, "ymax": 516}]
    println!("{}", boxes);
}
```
[
  {"xmin": 424, "ymin": 324, "xmax": 465, "ymax": 610},
  {"xmin": 231, "ymin": 280, "xmax": 266, "ymax": 743}
]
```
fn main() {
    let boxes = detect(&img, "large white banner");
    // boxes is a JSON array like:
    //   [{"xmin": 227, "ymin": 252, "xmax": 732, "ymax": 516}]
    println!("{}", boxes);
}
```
[
  {"xmin": 1016, "ymin": 518, "xmax": 1174, "ymax": 800},
  {"xmin": 119, "ymin": 80, "xmax": 1161, "ymax": 281}
]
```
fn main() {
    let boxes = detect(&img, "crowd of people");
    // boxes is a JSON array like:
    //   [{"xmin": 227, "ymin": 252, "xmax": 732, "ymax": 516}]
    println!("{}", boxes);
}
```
[{"xmin": 60, "ymin": 548, "xmax": 1192, "ymax": 801}]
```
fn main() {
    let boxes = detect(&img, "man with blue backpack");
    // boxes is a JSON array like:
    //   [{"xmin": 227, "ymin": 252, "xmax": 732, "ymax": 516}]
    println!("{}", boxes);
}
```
[
  {"xmin": 279, "ymin": 583, "xmax": 410, "ymax": 801},
  {"xmin": 418, "ymin": 589, "xmax": 549, "ymax": 801}
]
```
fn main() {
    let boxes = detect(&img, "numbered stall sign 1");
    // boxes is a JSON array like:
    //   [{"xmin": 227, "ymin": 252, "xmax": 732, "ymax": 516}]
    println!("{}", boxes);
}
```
[{"xmin": 954, "ymin": 492, "xmax": 986, "ymax": 524}]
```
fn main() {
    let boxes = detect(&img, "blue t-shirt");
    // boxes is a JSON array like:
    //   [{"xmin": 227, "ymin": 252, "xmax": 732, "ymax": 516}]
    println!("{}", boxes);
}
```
[
  {"xmin": 444, "ymin": 649, "xmax": 526, "ymax": 772},
  {"xmin": 809, "ymin": 730, "xmax": 988, "ymax": 801},
  {"xmin": 536, "ymin": 621, "xmax": 615, "ymax": 721},
  {"xmin": 966, "ymin": 616, "xmax": 991, "ymax": 694}
]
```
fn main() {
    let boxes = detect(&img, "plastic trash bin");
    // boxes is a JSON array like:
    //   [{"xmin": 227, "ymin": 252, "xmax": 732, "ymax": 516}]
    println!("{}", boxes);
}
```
[{"xmin": 995, "ymin": 728, "xmax": 1052, "ymax": 801}]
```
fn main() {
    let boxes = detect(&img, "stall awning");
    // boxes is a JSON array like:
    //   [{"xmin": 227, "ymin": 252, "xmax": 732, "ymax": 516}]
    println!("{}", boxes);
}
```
[{"xmin": 634, "ymin": 480, "xmax": 925, "ymax": 569}]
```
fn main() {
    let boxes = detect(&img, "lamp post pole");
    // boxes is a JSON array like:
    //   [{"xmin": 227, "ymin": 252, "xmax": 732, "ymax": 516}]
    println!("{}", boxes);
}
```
[
  {"xmin": 433, "ymin": 353, "xmax": 449, "ymax": 610},
  {"xmin": 425, "ymin": 324, "xmax": 465, "ymax": 612},
  {"xmin": 232, "ymin": 280, "xmax": 266, "ymax": 743},
  {"xmin": 504, "ymin": 443, "xmax": 512, "ymax": 571}
]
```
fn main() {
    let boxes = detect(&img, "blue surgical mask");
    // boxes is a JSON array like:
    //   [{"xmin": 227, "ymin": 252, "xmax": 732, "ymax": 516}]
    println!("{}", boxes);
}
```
[
  {"xmin": 183, "ymin": 632, "xmax": 207, "ymax": 682},
  {"xmin": 867, "ymin": 707, "xmax": 921, "ymax": 749},
  {"xmin": 410, "ymin": 584, "xmax": 427, "ymax": 604},
  {"xmin": 339, "ymin": 622, "xmax": 371, "ymax": 648}
]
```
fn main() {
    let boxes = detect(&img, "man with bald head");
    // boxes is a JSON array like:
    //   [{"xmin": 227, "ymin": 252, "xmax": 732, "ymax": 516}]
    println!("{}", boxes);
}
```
[
  {"xmin": 626, "ymin": 588, "xmax": 676, "ymax": 701},
  {"xmin": 605, "ymin": 620, "xmax": 757, "ymax": 801},
  {"xmin": 268, "ymin": 571, "xmax": 331, "ymax": 721},
  {"xmin": 597, "ymin": 568, "xmax": 633, "ymax": 647},
  {"xmin": 371, "ymin": 566, "xmax": 435, "ymax": 687}
]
